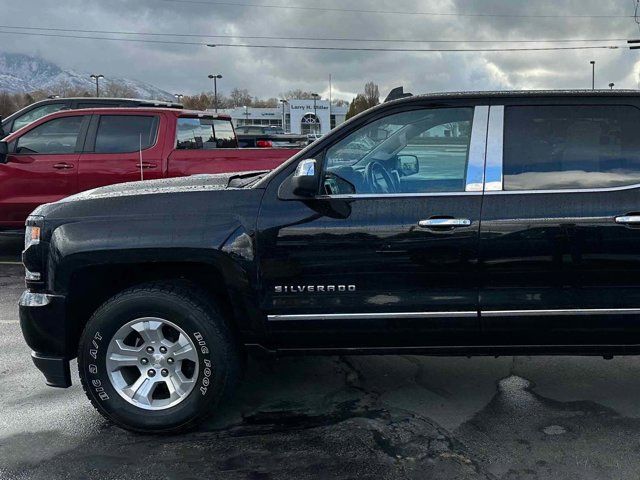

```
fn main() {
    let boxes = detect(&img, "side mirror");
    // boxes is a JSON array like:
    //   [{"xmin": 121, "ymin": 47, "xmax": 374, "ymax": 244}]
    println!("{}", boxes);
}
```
[
  {"xmin": 397, "ymin": 154, "xmax": 419, "ymax": 176},
  {"xmin": 291, "ymin": 159, "xmax": 319, "ymax": 197}
]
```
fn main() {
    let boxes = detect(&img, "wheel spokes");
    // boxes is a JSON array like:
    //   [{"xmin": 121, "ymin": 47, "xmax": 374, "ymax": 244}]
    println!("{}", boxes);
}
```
[
  {"xmin": 130, "ymin": 377, "xmax": 157, "ymax": 406},
  {"xmin": 132, "ymin": 320, "xmax": 165, "ymax": 345},
  {"xmin": 106, "ymin": 317, "xmax": 200, "ymax": 410},
  {"xmin": 107, "ymin": 340, "xmax": 143, "ymax": 369}
]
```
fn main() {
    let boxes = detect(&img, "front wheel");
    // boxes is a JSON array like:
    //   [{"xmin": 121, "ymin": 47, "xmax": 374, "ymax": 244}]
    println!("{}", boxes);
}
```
[{"xmin": 78, "ymin": 282, "xmax": 239, "ymax": 434}]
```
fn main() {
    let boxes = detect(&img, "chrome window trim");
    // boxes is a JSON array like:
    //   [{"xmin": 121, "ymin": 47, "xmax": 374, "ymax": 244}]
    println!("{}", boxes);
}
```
[
  {"xmin": 465, "ymin": 105, "xmax": 489, "ymax": 192},
  {"xmin": 485, "ymin": 182, "xmax": 640, "ymax": 195},
  {"xmin": 319, "ymin": 105, "xmax": 489, "ymax": 199},
  {"xmin": 316, "ymin": 192, "xmax": 481, "ymax": 199},
  {"xmin": 268, "ymin": 311, "xmax": 478, "ymax": 321},
  {"xmin": 484, "ymin": 105, "xmax": 504, "ymax": 192}
]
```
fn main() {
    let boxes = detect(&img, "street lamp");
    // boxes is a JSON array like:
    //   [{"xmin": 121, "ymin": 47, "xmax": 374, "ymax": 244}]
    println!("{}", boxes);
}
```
[
  {"xmin": 174, "ymin": 93, "xmax": 184, "ymax": 102},
  {"xmin": 90, "ymin": 74, "xmax": 104, "ymax": 97},
  {"xmin": 609, "ymin": 82, "xmax": 615, "ymax": 90},
  {"xmin": 311, "ymin": 93, "xmax": 320, "ymax": 134},
  {"xmin": 590, "ymin": 61, "xmax": 595, "ymax": 90},
  {"xmin": 279, "ymin": 99, "xmax": 288, "ymax": 132},
  {"xmin": 208, "ymin": 74, "xmax": 223, "ymax": 113}
]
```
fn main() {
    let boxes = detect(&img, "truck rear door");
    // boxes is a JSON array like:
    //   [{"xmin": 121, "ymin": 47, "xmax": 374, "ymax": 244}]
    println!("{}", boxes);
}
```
[
  {"xmin": 479, "ymin": 100, "xmax": 640, "ymax": 346},
  {"xmin": 78, "ymin": 113, "xmax": 164, "ymax": 191}
]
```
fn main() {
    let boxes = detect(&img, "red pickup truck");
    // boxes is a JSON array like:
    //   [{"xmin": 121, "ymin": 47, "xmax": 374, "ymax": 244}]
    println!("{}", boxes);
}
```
[{"xmin": 0, "ymin": 107, "xmax": 301, "ymax": 231}]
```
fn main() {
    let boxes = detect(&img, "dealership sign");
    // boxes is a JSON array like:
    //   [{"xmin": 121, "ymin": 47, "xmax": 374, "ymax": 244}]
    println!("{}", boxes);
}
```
[{"xmin": 289, "ymin": 99, "xmax": 331, "ymax": 134}]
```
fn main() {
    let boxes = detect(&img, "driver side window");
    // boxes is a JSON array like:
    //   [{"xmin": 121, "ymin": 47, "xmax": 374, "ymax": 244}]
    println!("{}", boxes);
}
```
[
  {"xmin": 322, "ymin": 107, "xmax": 473, "ymax": 195},
  {"xmin": 15, "ymin": 116, "xmax": 85, "ymax": 155}
]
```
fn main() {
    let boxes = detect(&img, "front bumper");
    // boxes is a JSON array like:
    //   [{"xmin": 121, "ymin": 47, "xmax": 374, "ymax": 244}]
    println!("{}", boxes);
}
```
[{"xmin": 19, "ymin": 291, "xmax": 71, "ymax": 388}]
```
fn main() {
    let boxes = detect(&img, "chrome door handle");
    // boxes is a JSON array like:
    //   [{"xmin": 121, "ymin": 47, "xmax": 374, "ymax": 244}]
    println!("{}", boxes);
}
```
[
  {"xmin": 615, "ymin": 215, "xmax": 640, "ymax": 224},
  {"xmin": 418, "ymin": 218, "xmax": 472, "ymax": 228},
  {"xmin": 53, "ymin": 163, "xmax": 74, "ymax": 170}
]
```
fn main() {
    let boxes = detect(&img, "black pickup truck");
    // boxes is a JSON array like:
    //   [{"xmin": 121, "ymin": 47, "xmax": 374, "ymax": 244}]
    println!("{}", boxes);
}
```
[{"xmin": 19, "ymin": 90, "xmax": 640, "ymax": 433}]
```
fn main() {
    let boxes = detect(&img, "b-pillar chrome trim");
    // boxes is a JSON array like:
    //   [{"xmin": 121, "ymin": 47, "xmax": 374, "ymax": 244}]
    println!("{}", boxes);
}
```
[
  {"xmin": 484, "ymin": 105, "xmax": 504, "ymax": 192},
  {"xmin": 465, "ymin": 105, "xmax": 489, "ymax": 192}
]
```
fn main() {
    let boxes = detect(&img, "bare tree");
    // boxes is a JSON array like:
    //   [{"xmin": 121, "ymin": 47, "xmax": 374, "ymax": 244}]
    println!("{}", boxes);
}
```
[
  {"xmin": 0, "ymin": 92, "xmax": 19, "ymax": 119},
  {"xmin": 102, "ymin": 82, "xmax": 138, "ymax": 98},
  {"xmin": 229, "ymin": 88, "xmax": 252, "ymax": 107},
  {"xmin": 364, "ymin": 82, "xmax": 380, "ymax": 108},
  {"xmin": 346, "ymin": 82, "xmax": 381, "ymax": 119},
  {"xmin": 281, "ymin": 89, "xmax": 316, "ymax": 100}
]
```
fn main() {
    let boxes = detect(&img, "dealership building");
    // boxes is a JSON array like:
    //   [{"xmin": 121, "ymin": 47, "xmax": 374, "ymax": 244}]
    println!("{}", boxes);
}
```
[{"xmin": 220, "ymin": 100, "xmax": 348, "ymax": 135}]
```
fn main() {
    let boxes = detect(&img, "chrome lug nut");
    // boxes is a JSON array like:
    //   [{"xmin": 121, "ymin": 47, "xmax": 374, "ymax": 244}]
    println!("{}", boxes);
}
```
[
  {"xmin": 161, "ymin": 369, "xmax": 169, "ymax": 377},
  {"xmin": 146, "ymin": 346, "xmax": 154, "ymax": 354},
  {"xmin": 159, "ymin": 346, "xmax": 167, "ymax": 354},
  {"xmin": 148, "ymin": 369, "xmax": 156, "ymax": 377},
  {"xmin": 140, "ymin": 358, "xmax": 149, "ymax": 365},
  {"xmin": 167, "ymin": 357, "xmax": 174, "ymax": 364}
]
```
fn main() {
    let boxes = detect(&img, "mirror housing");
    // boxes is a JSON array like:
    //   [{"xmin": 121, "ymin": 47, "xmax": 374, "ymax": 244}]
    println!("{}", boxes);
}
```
[
  {"xmin": 291, "ymin": 159, "xmax": 320, "ymax": 197},
  {"xmin": 397, "ymin": 154, "xmax": 419, "ymax": 176},
  {"xmin": 0, "ymin": 141, "xmax": 7, "ymax": 164}
]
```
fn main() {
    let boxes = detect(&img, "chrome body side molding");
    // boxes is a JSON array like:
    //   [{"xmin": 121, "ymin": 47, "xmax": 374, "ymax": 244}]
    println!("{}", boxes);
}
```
[
  {"xmin": 267, "ymin": 311, "xmax": 478, "ymax": 321},
  {"xmin": 268, "ymin": 308, "xmax": 640, "ymax": 321}
]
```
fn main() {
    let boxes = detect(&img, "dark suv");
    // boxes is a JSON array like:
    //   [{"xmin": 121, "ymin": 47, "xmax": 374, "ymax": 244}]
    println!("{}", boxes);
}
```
[
  {"xmin": 1, "ymin": 97, "xmax": 182, "ymax": 136},
  {"xmin": 18, "ymin": 90, "xmax": 640, "ymax": 433}
]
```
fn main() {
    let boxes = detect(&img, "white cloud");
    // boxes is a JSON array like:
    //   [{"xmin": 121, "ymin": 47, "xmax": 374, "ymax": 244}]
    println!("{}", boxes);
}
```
[{"xmin": 1, "ymin": 0, "xmax": 640, "ymax": 99}]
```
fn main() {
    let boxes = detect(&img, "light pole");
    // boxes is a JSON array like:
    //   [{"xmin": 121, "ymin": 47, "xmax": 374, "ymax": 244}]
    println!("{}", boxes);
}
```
[
  {"xmin": 90, "ymin": 74, "xmax": 104, "ymax": 97},
  {"xmin": 243, "ymin": 105, "xmax": 249, "ymax": 126},
  {"xmin": 311, "ymin": 93, "xmax": 320, "ymax": 134},
  {"xmin": 609, "ymin": 82, "xmax": 615, "ymax": 90},
  {"xmin": 279, "ymin": 99, "xmax": 288, "ymax": 132},
  {"xmin": 174, "ymin": 93, "xmax": 184, "ymax": 102},
  {"xmin": 590, "ymin": 61, "xmax": 595, "ymax": 90},
  {"xmin": 208, "ymin": 74, "xmax": 222, "ymax": 112}
]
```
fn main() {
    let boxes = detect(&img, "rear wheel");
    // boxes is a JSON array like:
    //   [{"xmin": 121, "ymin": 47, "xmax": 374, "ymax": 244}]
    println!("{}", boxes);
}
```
[{"xmin": 78, "ymin": 282, "xmax": 239, "ymax": 433}]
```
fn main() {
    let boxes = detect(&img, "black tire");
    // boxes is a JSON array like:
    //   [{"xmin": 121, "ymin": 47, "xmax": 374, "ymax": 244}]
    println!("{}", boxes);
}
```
[{"xmin": 77, "ymin": 281, "xmax": 240, "ymax": 434}]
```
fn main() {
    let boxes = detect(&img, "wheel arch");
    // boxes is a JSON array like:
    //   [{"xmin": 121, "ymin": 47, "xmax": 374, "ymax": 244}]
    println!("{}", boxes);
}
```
[{"xmin": 60, "ymin": 255, "xmax": 263, "ymax": 359}]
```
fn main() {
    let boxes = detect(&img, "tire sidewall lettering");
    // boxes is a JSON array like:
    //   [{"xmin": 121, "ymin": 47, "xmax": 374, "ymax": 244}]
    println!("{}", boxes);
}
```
[{"xmin": 194, "ymin": 331, "xmax": 213, "ymax": 396}]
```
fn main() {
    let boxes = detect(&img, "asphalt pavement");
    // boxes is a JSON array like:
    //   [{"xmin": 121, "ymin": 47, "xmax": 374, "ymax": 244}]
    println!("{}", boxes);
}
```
[{"xmin": 2, "ymin": 240, "xmax": 640, "ymax": 479}]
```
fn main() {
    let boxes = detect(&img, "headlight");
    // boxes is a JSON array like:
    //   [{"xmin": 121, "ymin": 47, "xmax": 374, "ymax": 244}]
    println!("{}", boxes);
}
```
[{"xmin": 24, "ymin": 215, "xmax": 44, "ymax": 250}]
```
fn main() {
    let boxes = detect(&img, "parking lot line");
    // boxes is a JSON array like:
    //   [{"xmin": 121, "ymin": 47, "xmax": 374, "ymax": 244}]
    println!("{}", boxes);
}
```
[{"xmin": 0, "ymin": 261, "xmax": 22, "ymax": 265}]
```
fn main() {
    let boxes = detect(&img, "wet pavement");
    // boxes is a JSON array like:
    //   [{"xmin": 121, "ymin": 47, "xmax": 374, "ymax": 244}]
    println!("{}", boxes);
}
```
[{"xmin": 2, "ymin": 240, "xmax": 640, "ymax": 479}]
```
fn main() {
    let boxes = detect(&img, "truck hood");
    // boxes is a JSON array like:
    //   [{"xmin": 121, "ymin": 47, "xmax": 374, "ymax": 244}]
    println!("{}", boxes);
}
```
[{"xmin": 57, "ymin": 172, "xmax": 264, "ymax": 203}]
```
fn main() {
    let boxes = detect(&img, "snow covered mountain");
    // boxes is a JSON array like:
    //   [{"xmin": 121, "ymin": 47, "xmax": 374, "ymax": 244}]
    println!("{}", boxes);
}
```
[{"xmin": 0, "ymin": 52, "xmax": 174, "ymax": 100}]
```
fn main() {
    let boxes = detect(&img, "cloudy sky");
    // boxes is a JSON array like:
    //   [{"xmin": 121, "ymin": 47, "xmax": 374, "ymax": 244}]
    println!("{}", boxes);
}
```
[{"xmin": 2, "ymin": 0, "xmax": 640, "ymax": 100}]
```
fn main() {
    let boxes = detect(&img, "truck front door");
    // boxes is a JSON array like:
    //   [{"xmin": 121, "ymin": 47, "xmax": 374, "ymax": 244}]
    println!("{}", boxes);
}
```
[
  {"xmin": 257, "ymin": 104, "xmax": 489, "ymax": 349},
  {"xmin": 0, "ymin": 114, "xmax": 88, "ymax": 230}
]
